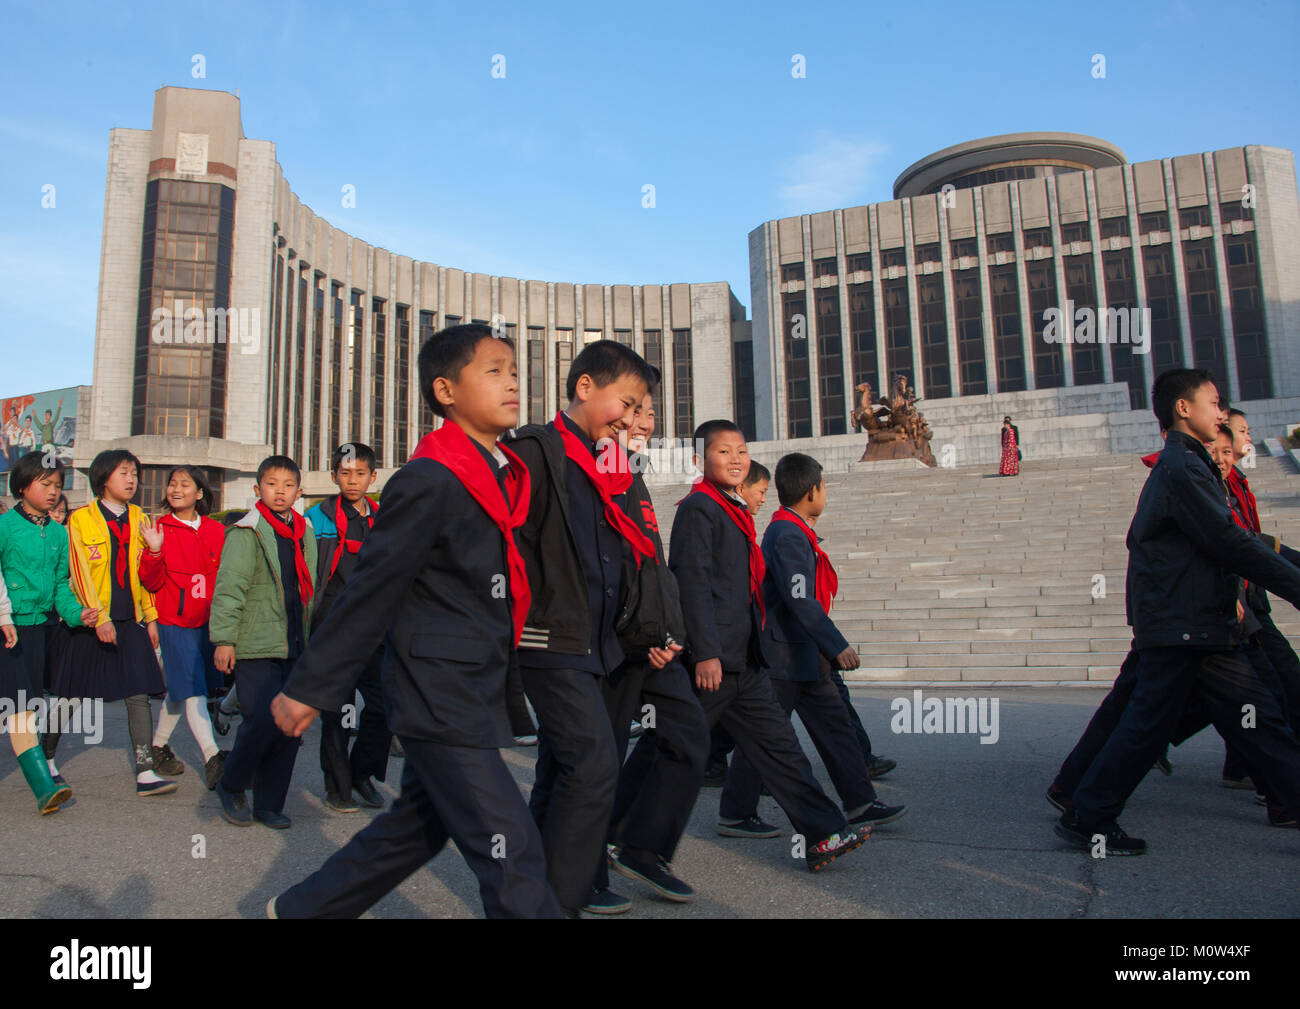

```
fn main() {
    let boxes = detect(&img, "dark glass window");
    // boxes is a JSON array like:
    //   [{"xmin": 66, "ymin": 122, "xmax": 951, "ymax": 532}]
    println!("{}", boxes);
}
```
[
  {"xmin": 642, "ymin": 329, "xmax": 663, "ymax": 383},
  {"xmin": 882, "ymin": 248, "xmax": 907, "ymax": 269},
  {"xmin": 1220, "ymin": 200, "xmax": 1254, "ymax": 224},
  {"xmin": 395, "ymin": 305, "xmax": 410, "ymax": 463},
  {"xmin": 953, "ymin": 270, "xmax": 986, "ymax": 395},
  {"xmin": 847, "ymin": 283, "xmax": 878, "ymax": 401},
  {"xmin": 1223, "ymin": 234, "xmax": 1270, "ymax": 399},
  {"xmin": 269, "ymin": 252, "xmax": 285, "ymax": 452},
  {"xmin": 986, "ymin": 233, "xmax": 1014, "ymax": 254},
  {"xmin": 330, "ymin": 282, "xmax": 343, "ymax": 454},
  {"xmin": 555, "ymin": 330, "xmax": 573, "ymax": 407},
  {"xmin": 1102, "ymin": 249, "xmax": 1147, "ymax": 409},
  {"xmin": 1060, "ymin": 222, "xmax": 1089, "ymax": 244},
  {"xmin": 349, "ymin": 291, "xmax": 364, "ymax": 444},
  {"xmin": 672, "ymin": 329, "xmax": 693, "ymax": 438},
  {"xmin": 1026, "ymin": 262, "xmax": 1064, "ymax": 388},
  {"xmin": 781, "ymin": 263, "xmax": 805, "ymax": 283},
  {"xmin": 814, "ymin": 257, "xmax": 837, "ymax": 278},
  {"xmin": 1022, "ymin": 228, "xmax": 1052, "ymax": 251},
  {"xmin": 815, "ymin": 288, "xmax": 846, "ymax": 434},
  {"xmin": 950, "ymin": 238, "xmax": 977, "ymax": 259},
  {"xmin": 419, "ymin": 310, "xmax": 437, "ymax": 433},
  {"xmin": 917, "ymin": 276, "xmax": 950, "ymax": 399},
  {"xmin": 1099, "ymin": 217, "xmax": 1130, "ymax": 239},
  {"xmin": 294, "ymin": 271, "xmax": 308, "ymax": 456},
  {"xmin": 1064, "ymin": 257, "xmax": 1103, "ymax": 385},
  {"xmin": 371, "ymin": 299, "xmax": 386, "ymax": 457},
  {"xmin": 989, "ymin": 265, "xmax": 1026, "ymax": 391},
  {"xmin": 882, "ymin": 279, "xmax": 913, "ymax": 388},
  {"xmin": 309, "ymin": 277, "xmax": 324, "ymax": 471},
  {"xmin": 914, "ymin": 243, "xmax": 941, "ymax": 264},
  {"xmin": 527, "ymin": 328, "xmax": 546, "ymax": 424},
  {"xmin": 1139, "ymin": 212, "xmax": 1169, "ymax": 234},
  {"xmin": 1179, "ymin": 206, "xmax": 1211, "ymax": 229},
  {"xmin": 783, "ymin": 293, "xmax": 811, "ymax": 438},
  {"xmin": 732, "ymin": 340, "xmax": 756, "ymax": 441},
  {"xmin": 1142, "ymin": 246, "xmax": 1183, "ymax": 371},
  {"xmin": 612, "ymin": 329, "xmax": 632, "ymax": 346},
  {"xmin": 846, "ymin": 252, "xmax": 872, "ymax": 273},
  {"xmin": 1182, "ymin": 239, "xmax": 1224, "ymax": 379}
]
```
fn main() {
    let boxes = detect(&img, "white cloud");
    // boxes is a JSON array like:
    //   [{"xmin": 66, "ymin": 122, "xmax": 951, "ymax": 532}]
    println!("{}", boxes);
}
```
[{"xmin": 778, "ymin": 136, "xmax": 889, "ymax": 213}]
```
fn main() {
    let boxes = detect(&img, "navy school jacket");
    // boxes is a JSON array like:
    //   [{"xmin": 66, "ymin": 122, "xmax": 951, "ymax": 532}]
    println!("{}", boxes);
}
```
[
  {"xmin": 760, "ymin": 514, "xmax": 850, "ymax": 681},
  {"xmin": 669, "ymin": 488, "xmax": 768, "ymax": 674},
  {"xmin": 281, "ymin": 456, "xmax": 515, "ymax": 748}
]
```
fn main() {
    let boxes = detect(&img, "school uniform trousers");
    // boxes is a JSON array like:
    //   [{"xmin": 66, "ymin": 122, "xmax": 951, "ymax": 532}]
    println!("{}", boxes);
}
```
[
  {"xmin": 221, "ymin": 657, "xmax": 301, "ymax": 813},
  {"xmin": 319, "ymin": 645, "xmax": 389, "ymax": 794},
  {"xmin": 721, "ymin": 655, "xmax": 876, "ymax": 820}
]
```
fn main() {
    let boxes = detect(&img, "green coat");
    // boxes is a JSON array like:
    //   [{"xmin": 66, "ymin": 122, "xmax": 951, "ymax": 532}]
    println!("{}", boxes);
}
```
[
  {"xmin": 0, "ymin": 509, "xmax": 84, "ymax": 626},
  {"xmin": 209, "ymin": 509, "xmax": 317, "ymax": 660}
]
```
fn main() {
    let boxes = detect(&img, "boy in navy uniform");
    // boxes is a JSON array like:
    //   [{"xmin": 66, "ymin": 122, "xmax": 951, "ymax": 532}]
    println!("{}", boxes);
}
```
[
  {"xmin": 505, "ymin": 340, "xmax": 658, "ymax": 916},
  {"xmin": 719, "ymin": 453, "xmax": 905, "ymax": 831},
  {"xmin": 670, "ymin": 420, "xmax": 870, "ymax": 872},
  {"xmin": 269, "ymin": 324, "xmax": 560, "ymax": 917},
  {"xmin": 305, "ymin": 442, "xmax": 391, "ymax": 812}
]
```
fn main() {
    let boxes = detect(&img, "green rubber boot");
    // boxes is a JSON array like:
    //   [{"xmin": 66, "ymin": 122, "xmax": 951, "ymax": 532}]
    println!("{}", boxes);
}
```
[{"xmin": 16, "ymin": 746, "xmax": 71, "ymax": 815}]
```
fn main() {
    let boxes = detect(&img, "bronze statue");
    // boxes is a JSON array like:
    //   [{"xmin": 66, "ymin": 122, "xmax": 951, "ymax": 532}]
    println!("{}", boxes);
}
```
[{"xmin": 857, "ymin": 373, "xmax": 937, "ymax": 467}]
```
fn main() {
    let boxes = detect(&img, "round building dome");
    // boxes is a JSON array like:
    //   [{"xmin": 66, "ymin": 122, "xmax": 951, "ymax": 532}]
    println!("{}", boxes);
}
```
[{"xmin": 893, "ymin": 132, "xmax": 1127, "ymax": 200}]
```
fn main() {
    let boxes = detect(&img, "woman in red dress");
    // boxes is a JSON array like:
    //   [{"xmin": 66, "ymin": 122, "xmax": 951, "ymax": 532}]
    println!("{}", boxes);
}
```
[{"xmin": 999, "ymin": 416, "xmax": 1020, "ymax": 476}]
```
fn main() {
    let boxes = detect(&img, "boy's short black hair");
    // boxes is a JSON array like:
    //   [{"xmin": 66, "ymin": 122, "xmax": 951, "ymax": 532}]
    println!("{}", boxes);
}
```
[
  {"xmin": 9, "ymin": 451, "xmax": 66, "ymax": 498},
  {"xmin": 1216, "ymin": 424, "xmax": 1235, "ymax": 438},
  {"xmin": 1227, "ymin": 407, "xmax": 1247, "ymax": 420},
  {"xmin": 256, "ymin": 455, "xmax": 301, "ymax": 484},
  {"xmin": 693, "ymin": 419, "xmax": 744, "ymax": 455},
  {"xmin": 89, "ymin": 449, "xmax": 141, "ymax": 498},
  {"xmin": 1151, "ymin": 368, "xmax": 1216, "ymax": 432},
  {"xmin": 775, "ymin": 453, "xmax": 824, "ymax": 507},
  {"xmin": 566, "ymin": 340, "xmax": 657, "ymax": 403},
  {"xmin": 741, "ymin": 460, "xmax": 771, "ymax": 487},
  {"xmin": 331, "ymin": 442, "xmax": 378, "ymax": 473},
  {"xmin": 161, "ymin": 465, "xmax": 214, "ymax": 516},
  {"xmin": 417, "ymin": 324, "xmax": 512, "ymax": 418}
]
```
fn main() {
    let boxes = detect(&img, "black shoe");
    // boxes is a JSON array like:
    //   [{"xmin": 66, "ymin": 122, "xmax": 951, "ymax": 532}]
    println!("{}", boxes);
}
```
[
  {"xmin": 150, "ymin": 744, "xmax": 185, "ymax": 776},
  {"xmin": 701, "ymin": 762, "xmax": 728, "ymax": 788},
  {"xmin": 849, "ymin": 800, "xmax": 907, "ymax": 827},
  {"xmin": 253, "ymin": 809, "xmax": 292, "ymax": 829},
  {"xmin": 610, "ymin": 846, "xmax": 695, "ymax": 903},
  {"xmin": 1153, "ymin": 753, "xmax": 1173, "ymax": 776},
  {"xmin": 866, "ymin": 755, "xmax": 897, "ymax": 779},
  {"xmin": 325, "ymin": 790, "xmax": 359, "ymax": 813},
  {"xmin": 208, "ymin": 701, "xmax": 230, "ymax": 736},
  {"xmin": 716, "ymin": 815, "xmax": 781, "ymax": 838},
  {"xmin": 1046, "ymin": 784, "xmax": 1073, "ymax": 812},
  {"xmin": 204, "ymin": 751, "xmax": 228, "ymax": 791},
  {"xmin": 808, "ymin": 823, "xmax": 871, "ymax": 872},
  {"xmin": 581, "ymin": 887, "xmax": 632, "ymax": 915},
  {"xmin": 216, "ymin": 779, "xmax": 252, "ymax": 826},
  {"xmin": 1054, "ymin": 811, "xmax": 1146, "ymax": 855},
  {"xmin": 353, "ymin": 776, "xmax": 384, "ymax": 808},
  {"xmin": 1267, "ymin": 804, "xmax": 1297, "ymax": 828},
  {"xmin": 1222, "ymin": 774, "xmax": 1254, "ymax": 790}
]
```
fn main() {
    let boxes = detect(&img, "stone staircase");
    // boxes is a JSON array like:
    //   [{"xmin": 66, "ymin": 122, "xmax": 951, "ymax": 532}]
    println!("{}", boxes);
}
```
[{"xmin": 651, "ymin": 452, "xmax": 1300, "ymax": 684}]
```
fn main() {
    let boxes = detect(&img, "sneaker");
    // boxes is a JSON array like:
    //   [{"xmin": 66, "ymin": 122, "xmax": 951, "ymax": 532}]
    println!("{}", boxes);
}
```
[
  {"xmin": 513, "ymin": 734, "xmax": 539, "ymax": 747},
  {"xmin": 716, "ymin": 815, "xmax": 781, "ymax": 839},
  {"xmin": 216, "ymin": 779, "xmax": 253, "ymax": 826},
  {"xmin": 1222, "ymin": 774, "xmax": 1254, "ymax": 790},
  {"xmin": 204, "ymin": 751, "xmax": 228, "ymax": 791},
  {"xmin": 848, "ymin": 800, "xmax": 907, "ymax": 827},
  {"xmin": 581, "ymin": 887, "xmax": 632, "ymax": 915},
  {"xmin": 1053, "ymin": 811, "xmax": 1146, "ymax": 855},
  {"xmin": 610, "ymin": 846, "xmax": 695, "ymax": 903},
  {"xmin": 701, "ymin": 761, "xmax": 728, "ymax": 788},
  {"xmin": 866, "ymin": 755, "xmax": 897, "ymax": 779},
  {"xmin": 353, "ymin": 776, "xmax": 384, "ymax": 808},
  {"xmin": 808, "ymin": 823, "xmax": 871, "ymax": 872},
  {"xmin": 325, "ymin": 791, "xmax": 359, "ymax": 813},
  {"xmin": 150, "ymin": 744, "xmax": 185, "ymax": 776},
  {"xmin": 266, "ymin": 896, "xmax": 279, "ymax": 919},
  {"xmin": 1046, "ymin": 784, "xmax": 1073, "ymax": 813},
  {"xmin": 136, "ymin": 778, "xmax": 180, "ymax": 797},
  {"xmin": 254, "ymin": 809, "xmax": 292, "ymax": 829},
  {"xmin": 1266, "ymin": 804, "xmax": 1296, "ymax": 828}
]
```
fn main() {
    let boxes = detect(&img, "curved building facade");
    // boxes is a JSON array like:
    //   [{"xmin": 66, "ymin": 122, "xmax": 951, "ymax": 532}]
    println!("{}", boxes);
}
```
[{"xmin": 82, "ymin": 87, "xmax": 752, "ymax": 508}]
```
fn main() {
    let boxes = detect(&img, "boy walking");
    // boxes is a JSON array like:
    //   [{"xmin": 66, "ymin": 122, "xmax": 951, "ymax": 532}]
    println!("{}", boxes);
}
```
[
  {"xmin": 210, "ymin": 456, "xmax": 316, "ymax": 828},
  {"xmin": 670, "ymin": 420, "xmax": 870, "ymax": 871},
  {"xmin": 270, "ymin": 324, "xmax": 560, "ymax": 918},
  {"xmin": 720, "ymin": 452, "xmax": 905, "ymax": 831}
]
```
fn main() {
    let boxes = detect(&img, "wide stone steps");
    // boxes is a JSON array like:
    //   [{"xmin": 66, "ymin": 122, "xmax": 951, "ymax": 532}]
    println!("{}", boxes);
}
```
[{"xmin": 650, "ymin": 452, "xmax": 1300, "ymax": 683}]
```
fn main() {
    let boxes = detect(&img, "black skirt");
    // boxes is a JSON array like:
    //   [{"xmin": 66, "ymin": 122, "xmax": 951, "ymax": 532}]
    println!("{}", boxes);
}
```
[
  {"xmin": 51, "ymin": 619, "xmax": 165, "ymax": 703},
  {"xmin": 0, "ymin": 640, "xmax": 35, "ymax": 709}
]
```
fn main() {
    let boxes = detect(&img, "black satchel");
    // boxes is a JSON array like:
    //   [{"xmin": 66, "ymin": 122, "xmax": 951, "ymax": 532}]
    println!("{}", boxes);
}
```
[{"xmin": 616, "ymin": 552, "xmax": 687, "ymax": 662}]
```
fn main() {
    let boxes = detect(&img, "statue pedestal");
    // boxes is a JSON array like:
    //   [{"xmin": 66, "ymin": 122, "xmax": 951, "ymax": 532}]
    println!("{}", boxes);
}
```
[{"xmin": 859, "ymin": 437, "xmax": 937, "ymax": 467}]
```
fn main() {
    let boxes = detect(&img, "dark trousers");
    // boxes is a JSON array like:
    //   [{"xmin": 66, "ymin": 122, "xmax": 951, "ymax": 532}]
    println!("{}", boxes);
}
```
[
  {"xmin": 722, "ymin": 661, "xmax": 876, "ymax": 819},
  {"xmin": 593, "ymin": 659, "xmax": 708, "ymax": 890},
  {"xmin": 275, "ymin": 735, "xmax": 562, "ymax": 918},
  {"xmin": 1223, "ymin": 612, "xmax": 1300, "ymax": 780},
  {"xmin": 1072, "ymin": 646, "xmax": 1300, "ymax": 831},
  {"xmin": 505, "ymin": 661, "xmax": 536, "ymax": 737},
  {"xmin": 1054, "ymin": 651, "xmax": 1141, "ymax": 797},
  {"xmin": 697, "ymin": 667, "xmax": 845, "ymax": 841},
  {"xmin": 320, "ymin": 648, "xmax": 390, "ymax": 796},
  {"xmin": 829, "ymin": 665, "xmax": 874, "ymax": 761},
  {"xmin": 220, "ymin": 658, "xmax": 301, "ymax": 814},
  {"xmin": 521, "ymin": 665, "xmax": 619, "ymax": 913},
  {"xmin": 708, "ymin": 724, "xmax": 734, "ymax": 769}
]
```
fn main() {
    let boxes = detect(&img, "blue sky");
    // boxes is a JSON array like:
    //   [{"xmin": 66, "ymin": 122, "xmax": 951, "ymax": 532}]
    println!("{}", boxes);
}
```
[{"xmin": 1, "ymin": 0, "xmax": 1297, "ymax": 398}]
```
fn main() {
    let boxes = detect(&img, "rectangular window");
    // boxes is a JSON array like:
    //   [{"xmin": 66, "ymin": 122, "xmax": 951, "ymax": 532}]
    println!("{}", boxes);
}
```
[
  {"xmin": 847, "ymin": 283, "xmax": 878, "ymax": 402},
  {"xmin": 781, "ymin": 262, "xmax": 805, "ymax": 283},
  {"xmin": 1220, "ymin": 200, "xmax": 1254, "ymax": 224},
  {"xmin": 1022, "ymin": 228, "xmax": 1052, "ymax": 251},
  {"xmin": 294, "ymin": 271, "xmax": 308, "ymax": 456},
  {"xmin": 950, "ymin": 238, "xmax": 977, "ymax": 259},
  {"xmin": 986, "ymin": 233, "xmax": 1014, "ymax": 254},
  {"xmin": 913, "ymin": 243, "xmax": 941, "ymax": 265},
  {"xmin": 269, "ymin": 252, "xmax": 285, "ymax": 451},
  {"xmin": 1179, "ymin": 206, "xmax": 1211, "ymax": 229},
  {"xmin": 612, "ymin": 329, "xmax": 632, "ymax": 346},
  {"xmin": 349, "ymin": 291, "xmax": 364, "ymax": 444},
  {"xmin": 1063, "ymin": 257, "xmax": 1103, "ymax": 386},
  {"xmin": 813, "ymin": 257, "xmax": 837, "ymax": 278},
  {"xmin": 989, "ymin": 265, "xmax": 1026, "ymax": 392},
  {"xmin": 555, "ymin": 329, "xmax": 573, "ymax": 407},
  {"xmin": 1223, "ymin": 234, "xmax": 1270, "ymax": 399},
  {"xmin": 672, "ymin": 329, "xmax": 693, "ymax": 438},
  {"xmin": 1182, "ymin": 238, "xmax": 1224, "ymax": 378},
  {"xmin": 1059, "ymin": 222, "xmax": 1088, "ymax": 244},
  {"xmin": 1139, "ymin": 212, "xmax": 1170, "ymax": 234},
  {"xmin": 1100, "ymin": 217, "xmax": 1130, "ymax": 239},
  {"xmin": 732, "ymin": 340, "xmax": 756, "ymax": 441},
  {"xmin": 1141, "ymin": 246, "xmax": 1183, "ymax": 371},
  {"xmin": 642, "ymin": 329, "xmax": 663, "ymax": 380},
  {"xmin": 371, "ymin": 298, "xmax": 386, "ymax": 461},
  {"xmin": 330, "ymin": 282, "xmax": 343, "ymax": 454},
  {"xmin": 882, "ymin": 279, "xmax": 913, "ymax": 388},
  {"xmin": 418, "ymin": 310, "xmax": 436, "ymax": 433},
  {"xmin": 528, "ymin": 327, "xmax": 547, "ymax": 424},
  {"xmin": 310, "ymin": 277, "xmax": 324, "ymax": 471},
  {"xmin": 815, "ymin": 287, "xmax": 846, "ymax": 434},
  {"xmin": 782, "ymin": 293, "xmax": 811, "ymax": 438},
  {"xmin": 882, "ymin": 248, "xmax": 907, "ymax": 269},
  {"xmin": 917, "ymin": 276, "xmax": 951, "ymax": 399},
  {"xmin": 395, "ymin": 305, "xmax": 410, "ymax": 464},
  {"xmin": 846, "ymin": 252, "xmax": 872, "ymax": 273},
  {"xmin": 1026, "ymin": 262, "xmax": 1064, "ymax": 388},
  {"xmin": 1102, "ymin": 249, "xmax": 1147, "ymax": 408},
  {"xmin": 953, "ymin": 270, "xmax": 986, "ymax": 395}
]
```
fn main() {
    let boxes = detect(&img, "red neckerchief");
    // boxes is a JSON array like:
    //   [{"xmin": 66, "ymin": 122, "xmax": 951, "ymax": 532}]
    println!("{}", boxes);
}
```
[
  {"xmin": 329, "ymin": 494, "xmax": 379, "ymax": 580},
  {"xmin": 102, "ymin": 502, "xmax": 131, "ymax": 590},
  {"xmin": 1227, "ymin": 468, "xmax": 1260, "ymax": 533},
  {"xmin": 255, "ymin": 501, "xmax": 314, "ymax": 605},
  {"xmin": 683, "ymin": 480, "xmax": 766, "ymax": 627},
  {"xmin": 411, "ymin": 420, "xmax": 532, "ymax": 646},
  {"xmin": 770, "ymin": 508, "xmax": 838, "ymax": 614},
  {"xmin": 1140, "ymin": 451, "xmax": 1159, "ymax": 469},
  {"xmin": 553, "ymin": 411, "xmax": 655, "ymax": 567}
]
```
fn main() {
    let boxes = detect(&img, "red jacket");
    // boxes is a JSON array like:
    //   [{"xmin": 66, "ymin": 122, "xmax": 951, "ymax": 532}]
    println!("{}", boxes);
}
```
[{"xmin": 139, "ymin": 514, "xmax": 226, "ymax": 628}]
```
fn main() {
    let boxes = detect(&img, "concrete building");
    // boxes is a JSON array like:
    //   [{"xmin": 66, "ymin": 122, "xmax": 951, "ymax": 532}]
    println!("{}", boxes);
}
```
[
  {"xmin": 81, "ymin": 87, "xmax": 753, "ymax": 508},
  {"xmin": 748, "ymin": 132, "xmax": 1300, "ymax": 442}
]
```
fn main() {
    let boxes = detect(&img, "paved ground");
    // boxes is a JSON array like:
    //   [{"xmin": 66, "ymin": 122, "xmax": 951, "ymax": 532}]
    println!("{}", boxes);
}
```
[{"xmin": 1, "ymin": 685, "xmax": 1296, "ymax": 918}]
